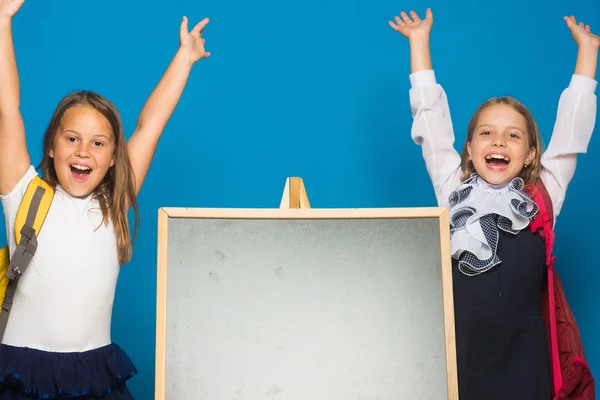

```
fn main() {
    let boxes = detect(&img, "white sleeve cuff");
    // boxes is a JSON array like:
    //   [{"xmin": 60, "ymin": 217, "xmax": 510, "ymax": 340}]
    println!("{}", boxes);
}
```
[
  {"xmin": 409, "ymin": 70, "xmax": 437, "ymax": 88},
  {"xmin": 569, "ymin": 74, "xmax": 597, "ymax": 94}
]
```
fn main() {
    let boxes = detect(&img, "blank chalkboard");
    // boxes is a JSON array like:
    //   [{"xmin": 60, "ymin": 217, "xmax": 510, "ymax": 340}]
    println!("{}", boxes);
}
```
[{"xmin": 155, "ymin": 207, "xmax": 456, "ymax": 399}]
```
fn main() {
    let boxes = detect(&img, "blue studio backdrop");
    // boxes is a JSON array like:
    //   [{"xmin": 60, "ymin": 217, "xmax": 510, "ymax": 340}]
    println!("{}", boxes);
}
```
[{"xmin": 1, "ymin": 0, "xmax": 599, "ymax": 398}]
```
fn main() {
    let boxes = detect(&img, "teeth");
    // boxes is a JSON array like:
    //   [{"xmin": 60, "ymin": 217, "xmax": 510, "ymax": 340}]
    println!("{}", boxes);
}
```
[
  {"xmin": 486, "ymin": 154, "xmax": 510, "ymax": 162},
  {"xmin": 72, "ymin": 165, "xmax": 91, "ymax": 171}
]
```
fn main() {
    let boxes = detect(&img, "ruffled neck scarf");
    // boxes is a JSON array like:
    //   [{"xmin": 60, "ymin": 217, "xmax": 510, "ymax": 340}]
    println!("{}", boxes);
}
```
[{"xmin": 449, "ymin": 173, "xmax": 539, "ymax": 276}]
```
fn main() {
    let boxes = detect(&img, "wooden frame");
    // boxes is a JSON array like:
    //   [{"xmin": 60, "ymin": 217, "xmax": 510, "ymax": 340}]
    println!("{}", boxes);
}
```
[{"xmin": 155, "ymin": 179, "xmax": 457, "ymax": 399}]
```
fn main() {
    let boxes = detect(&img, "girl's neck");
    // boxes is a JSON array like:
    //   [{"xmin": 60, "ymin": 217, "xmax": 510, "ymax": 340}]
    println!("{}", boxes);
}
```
[
  {"xmin": 56, "ymin": 184, "xmax": 94, "ymax": 201},
  {"xmin": 476, "ymin": 176, "xmax": 510, "ymax": 191}
]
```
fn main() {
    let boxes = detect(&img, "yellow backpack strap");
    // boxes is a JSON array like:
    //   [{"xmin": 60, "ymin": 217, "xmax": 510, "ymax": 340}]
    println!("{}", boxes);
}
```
[
  {"xmin": 1, "ymin": 177, "xmax": 54, "ymax": 313},
  {"xmin": 13, "ymin": 177, "xmax": 55, "ymax": 249}
]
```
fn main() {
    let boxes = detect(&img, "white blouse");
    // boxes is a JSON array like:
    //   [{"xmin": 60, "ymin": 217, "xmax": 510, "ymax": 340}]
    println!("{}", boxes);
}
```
[
  {"xmin": 408, "ymin": 70, "xmax": 597, "ymax": 224},
  {"xmin": 408, "ymin": 70, "xmax": 597, "ymax": 274}
]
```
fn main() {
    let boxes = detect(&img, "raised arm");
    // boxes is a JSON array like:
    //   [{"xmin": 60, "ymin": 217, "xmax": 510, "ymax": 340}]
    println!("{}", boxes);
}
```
[
  {"xmin": 389, "ymin": 9, "xmax": 462, "ymax": 207},
  {"xmin": 127, "ymin": 16, "xmax": 210, "ymax": 196},
  {"xmin": 0, "ymin": 0, "xmax": 30, "ymax": 196},
  {"xmin": 540, "ymin": 16, "xmax": 598, "ymax": 223}
]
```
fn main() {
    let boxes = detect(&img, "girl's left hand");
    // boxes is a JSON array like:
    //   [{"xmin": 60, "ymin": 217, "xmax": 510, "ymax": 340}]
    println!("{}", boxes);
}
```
[
  {"xmin": 564, "ymin": 16, "xmax": 600, "ymax": 49},
  {"xmin": 180, "ymin": 16, "xmax": 211, "ymax": 63}
]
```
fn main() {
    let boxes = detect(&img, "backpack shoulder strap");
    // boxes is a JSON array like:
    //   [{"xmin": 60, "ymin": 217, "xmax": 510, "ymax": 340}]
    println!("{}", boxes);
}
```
[
  {"xmin": 536, "ymin": 179, "xmax": 555, "ymax": 228},
  {"xmin": 2, "ymin": 177, "xmax": 54, "ymax": 311},
  {"xmin": 528, "ymin": 179, "xmax": 562, "ymax": 395},
  {"xmin": 527, "ymin": 180, "xmax": 555, "ymax": 250},
  {"xmin": 13, "ymin": 176, "xmax": 55, "ymax": 249}
]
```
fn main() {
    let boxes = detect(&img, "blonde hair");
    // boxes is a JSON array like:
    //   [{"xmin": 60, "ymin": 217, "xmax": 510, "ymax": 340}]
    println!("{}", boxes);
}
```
[
  {"xmin": 459, "ymin": 96, "xmax": 543, "ymax": 185},
  {"xmin": 39, "ymin": 91, "xmax": 139, "ymax": 265}
]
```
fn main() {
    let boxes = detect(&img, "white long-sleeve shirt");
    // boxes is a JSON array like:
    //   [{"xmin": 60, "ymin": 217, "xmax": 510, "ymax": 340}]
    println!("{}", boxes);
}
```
[{"xmin": 409, "ymin": 70, "xmax": 598, "ymax": 224}]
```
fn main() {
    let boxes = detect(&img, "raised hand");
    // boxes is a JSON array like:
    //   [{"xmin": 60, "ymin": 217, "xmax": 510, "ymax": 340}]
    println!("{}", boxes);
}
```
[
  {"xmin": 179, "ymin": 16, "xmax": 211, "ymax": 63},
  {"xmin": 389, "ymin": 8, "xmax": 433, "ymax": 40},
  {"xmin": 0, "ymin": 0, "xmax": 25, "ymax": 20},
  {"xmin": 564, "ymin": 16, "xmax": 600, "ymax": 49}
]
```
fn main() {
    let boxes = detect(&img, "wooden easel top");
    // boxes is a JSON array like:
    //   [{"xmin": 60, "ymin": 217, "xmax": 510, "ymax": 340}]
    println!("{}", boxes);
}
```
[{"xmin": 279, "ymin": 177, "xmax": 311, "ymax": 209}]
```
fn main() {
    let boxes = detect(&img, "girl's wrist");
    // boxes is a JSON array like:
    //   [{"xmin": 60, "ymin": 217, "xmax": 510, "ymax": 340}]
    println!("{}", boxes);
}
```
[
  {"xmin": 409, "ymin": 36, "xmax": 432, "ymax": 72},
  {"xmin": 574, "ymin": 48, "xmax": 598, "ymax": 80},
  {"xmin": 0, "ymin": 16, "xmax": 12, "ymax": 29},
  {"xmin": 577, "ymin": 41, "xmax": 600, "ymax": 55},
  {"xmin": 408, "ymin": 33, "xmax": 430, "ymax": 47},
  {"xmin": 175, "ymin": 46, "xmax": 196, "ymax": 68}
]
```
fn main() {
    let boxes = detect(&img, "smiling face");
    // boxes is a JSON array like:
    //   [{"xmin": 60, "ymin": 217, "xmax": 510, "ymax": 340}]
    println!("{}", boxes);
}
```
[
  {"xmin": 48, "ymin": 105, "xmax": 115, "ymax": 198},
  {"xmin": 466, "ymin": 103, "xmax": 536, "ymax": 186}
]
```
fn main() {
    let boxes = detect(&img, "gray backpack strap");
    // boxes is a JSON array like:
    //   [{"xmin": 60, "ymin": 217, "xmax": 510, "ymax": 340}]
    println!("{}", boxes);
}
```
[{"xmin": 2, "ymin": 185, "xmax": 47, "ymax": 313}]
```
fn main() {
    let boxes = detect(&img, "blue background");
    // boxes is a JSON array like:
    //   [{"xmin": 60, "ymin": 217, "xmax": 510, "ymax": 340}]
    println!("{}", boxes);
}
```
[{"xmin": 2, "ymin": 0, "xmax": 599, "ymax": 398}]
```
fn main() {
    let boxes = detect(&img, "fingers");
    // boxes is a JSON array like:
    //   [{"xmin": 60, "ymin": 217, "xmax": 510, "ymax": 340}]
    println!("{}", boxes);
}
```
[
  {"xmin": 564, "ymin": 15, "xmax": 576, "ymax": 27},
  {"xmin": 388, "ymin": 9, "xmax": 432, "ymax": 33},
  {"xmin": 180, "ymin": 16, "xmax": 189, "ymax": 35},
  {"xmin": 191, "ymin": 17, "xmax": 210, "ymax": 35},
  {"xmin": 564, "ymin": 15, "xmax": 583, "ymax": 33},
  {"xmin": 410, "ymin": 10, "xmax": 421, "ymax": 22},
  {"xmin": 392, "ymin": 9, "xmax": 427, "ymax": 24},
  {"xmin": 400, "ymin": 11, "xmax": 412, "ymax": 24},
  {"xmin": 180, "ymin": 16, "xmax": 210, "ymax": 36},
  {"xmin": 425, "ymin": 8, "xmax": 433, "ymax": 21},
  {"xmin": 564, "ymin": 15, "xmax": 588, "ymax": 30},
  {"xmin": 565, "ymin": 15, "xmax": 596, "ymax": 35},
  {"xmin": 388, "ymin": 15, "xmax": 405, "ymax": 31}
]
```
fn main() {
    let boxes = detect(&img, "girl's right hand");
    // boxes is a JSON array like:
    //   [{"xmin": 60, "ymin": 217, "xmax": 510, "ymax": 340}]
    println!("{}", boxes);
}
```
[
  {"xmin": 564, "ymin": 16, "xmax": 600, "ymax": 50},
  {"xmin": 0, "ymin": 0, "xmax": 25, "ymax": 20},
  {"xmin": 389, "ymin": 8, "xmax": 433, "ymax": 40}
]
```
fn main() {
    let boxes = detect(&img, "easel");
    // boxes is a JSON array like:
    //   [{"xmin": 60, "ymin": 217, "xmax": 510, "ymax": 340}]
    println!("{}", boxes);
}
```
[
  {"xmin": 279, "ymin": 177, "xmax": 311, "ymax": 209},
  {"xmin": 155, "ymin": 175, "xmax": 459, "ymax": 400}
]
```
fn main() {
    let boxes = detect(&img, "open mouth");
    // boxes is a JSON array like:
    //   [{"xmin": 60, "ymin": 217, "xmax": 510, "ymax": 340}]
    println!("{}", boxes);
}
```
[
  {"xmin": 485, "ymin": 154, "xmax": 510, "ymax": 171},
  {"xmin": 70, "ymin": 164, "xmax": 92, "ymax": 182}
]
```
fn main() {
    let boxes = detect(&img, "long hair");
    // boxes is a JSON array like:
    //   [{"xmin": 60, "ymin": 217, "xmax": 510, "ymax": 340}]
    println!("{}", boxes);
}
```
[
  {"xmin": 459, "ymin": 96, "xmax": 543, "ymax": 185},
  {"xmin": 39, "ymin": 91, "xmax": 139, "ymax": 265}
]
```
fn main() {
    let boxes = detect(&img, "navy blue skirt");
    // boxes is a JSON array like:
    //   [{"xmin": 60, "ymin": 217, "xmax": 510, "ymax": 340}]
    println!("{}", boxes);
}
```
[{"xmin": 0, "ymin": 342, "xmax": 136, "ymax": 399}]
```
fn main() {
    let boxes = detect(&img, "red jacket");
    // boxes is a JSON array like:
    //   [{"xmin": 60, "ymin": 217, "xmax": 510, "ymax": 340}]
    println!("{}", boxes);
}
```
[{"xmin": 526, "ymin": 181, "xmax": 594, "ymax": 400}]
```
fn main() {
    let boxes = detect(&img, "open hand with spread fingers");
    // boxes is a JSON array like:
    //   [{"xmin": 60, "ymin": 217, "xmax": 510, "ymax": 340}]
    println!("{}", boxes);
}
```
[
  {"xmin": 564, "ymin": 15, "xmax": 599, "ymax": 79},
  {"xmin": 564, "ymin": 16, "xmax": 600, "ymax": 49},
  {"xmin": 180, "ymin": 16, "xmax": 211, "ymax": 64},
  {"xmin": 388, "ymin": 8, "xmax": 433, "ymax": 40},
  {"xmin": 0, "ymin": 0, "xmax": 25, "ymax": 20}
]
